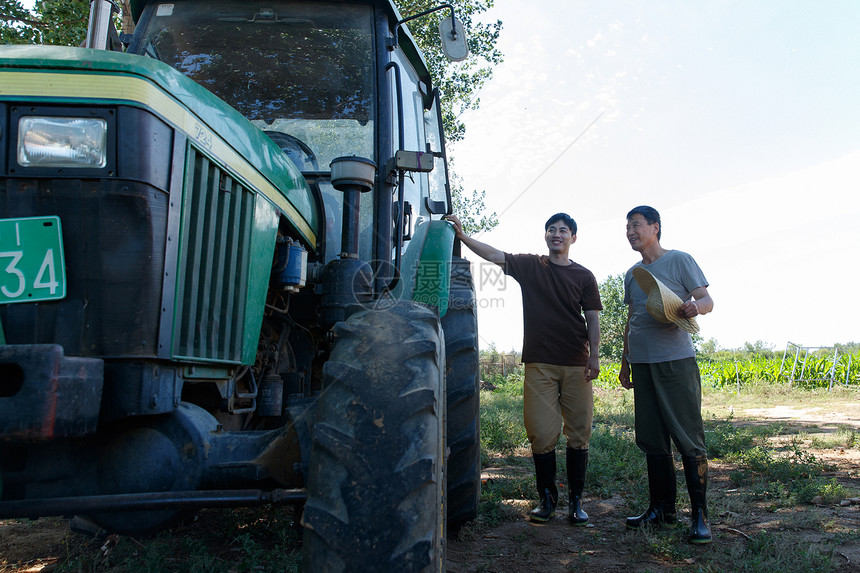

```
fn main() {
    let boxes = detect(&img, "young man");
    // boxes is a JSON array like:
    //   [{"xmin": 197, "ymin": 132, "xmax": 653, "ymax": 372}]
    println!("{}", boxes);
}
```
[
  {"xmin": 619, "ymin": 205, "xmax": 715, "ymax": 544},
  {"xmin": 445, "ymin": 213, "xmax": 601, "ymax": 524}
]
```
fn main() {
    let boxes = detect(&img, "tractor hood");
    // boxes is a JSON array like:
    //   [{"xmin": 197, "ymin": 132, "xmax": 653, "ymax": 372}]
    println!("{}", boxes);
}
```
[{"xmin": 0, "ymin": 44, "xmax": 320, "ymax": 249}]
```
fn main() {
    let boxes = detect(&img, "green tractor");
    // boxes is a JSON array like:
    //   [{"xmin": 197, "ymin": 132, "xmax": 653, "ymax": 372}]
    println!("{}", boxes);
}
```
[{"xmin": 0, "ymin": 1, "xmax": 481, "ymax": 569}]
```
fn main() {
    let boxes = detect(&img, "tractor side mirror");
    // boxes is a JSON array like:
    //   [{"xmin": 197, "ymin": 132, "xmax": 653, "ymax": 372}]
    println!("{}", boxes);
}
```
[{"xmin": 439, "ymin": 17, "xmax": 468, "ymax": 62}]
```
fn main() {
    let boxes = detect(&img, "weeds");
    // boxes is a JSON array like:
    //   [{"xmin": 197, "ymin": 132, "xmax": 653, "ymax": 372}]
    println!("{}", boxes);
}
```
[
  {"xmin": 480, "ymin": 391, "xmax": 528, "ymax": 454},
  {"xmin": 809, "ymin": 426, "xmax": 858, "ymax": 449},
  {"xmin": 639, "ymin": 526, "xmax": 693, "ymax": 562},
  {"xmin": 727, "ymin": 530, "xmax": 832, "ymax": 572},
  {"xmin": 724, "ymin": 443, "xmax": 847, "ymax": 505},
  {"xmin": 473, "ymin": 461, "xmax": 533, "ymax": 529},
  {"xmin": 53, "ymin": 507, "xmax": 302, "ymax": 573},
  {"xmin": 704, "ymin": 413, "xmax": 756, "ymax": 458},
  {"xmin": 586, "ymin": 425, "xmax": 644, "ymax": 500},
  {"xmin": 474, "ymin": 371, "xmax": 860, "ymax": 572}
]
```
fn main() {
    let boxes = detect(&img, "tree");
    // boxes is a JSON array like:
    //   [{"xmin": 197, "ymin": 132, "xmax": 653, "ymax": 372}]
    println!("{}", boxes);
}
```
[
  {"xmin": 35, "ymin": 0, "xmax": 90, "ymax": 46},
  {"xmin": 393, "ymin": 0, "xmax": 503, "ymax": 144},
  {"xmin": 1, "ymin": 0, "xmax": 94, "ymax": 46},
  {"xmin": 598, "ymin": 274, "xmax": 627, "ymax": 362},
  {"xmin": 698, "ymin": 337, "xmax": 719, "ymax": 357},
  {"xmin": 117, "ymin": 0, "xmax": 134, "ymax": 35},
  {"xmin": 1, "ymin": 0, "xmax": 42, "ymax": 43},
  {"xmin": 450, "ymin": 170, "xmax": 498, "ymax": 235}
]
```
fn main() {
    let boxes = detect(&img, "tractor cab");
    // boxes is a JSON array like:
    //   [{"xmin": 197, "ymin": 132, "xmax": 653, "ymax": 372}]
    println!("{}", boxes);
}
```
[{"xmin": 129, "ymin": 0, "xmax": 458, "ymax": 268}]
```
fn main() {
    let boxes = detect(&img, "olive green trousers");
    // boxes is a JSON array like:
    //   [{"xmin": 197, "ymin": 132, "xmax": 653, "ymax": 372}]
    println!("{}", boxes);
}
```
[{"xmin": 631, "ymin": 358, "xmax": 707, "ymax": 458}]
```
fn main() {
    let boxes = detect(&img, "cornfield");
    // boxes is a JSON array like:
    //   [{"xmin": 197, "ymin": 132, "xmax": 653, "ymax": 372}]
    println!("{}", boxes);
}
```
[
  {"xmin": 479, "ymin": 350, "xmax": 860, "ymax": 391},
  {"xmin": 699, "ymin": 351, "xmax": 860, "ymax": 389}
]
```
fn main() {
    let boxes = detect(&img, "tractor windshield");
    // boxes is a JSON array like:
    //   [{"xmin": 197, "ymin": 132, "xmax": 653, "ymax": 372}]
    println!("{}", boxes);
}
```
[{"xmin": 133, "ymin": 1, "xmax": 375, "ymax": 169}]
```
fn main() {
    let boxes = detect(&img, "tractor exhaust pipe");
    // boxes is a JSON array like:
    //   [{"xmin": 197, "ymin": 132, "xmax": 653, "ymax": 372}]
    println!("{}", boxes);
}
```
[{"xmin": 85, "ymin": 0, "xmax": 117, "ymax": 50}]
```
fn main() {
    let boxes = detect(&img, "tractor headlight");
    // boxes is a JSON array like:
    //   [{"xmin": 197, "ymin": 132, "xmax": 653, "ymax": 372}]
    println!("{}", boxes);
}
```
[{"xmin": 17, "ymin": 116, "xmax": 108, "ymax": 168}]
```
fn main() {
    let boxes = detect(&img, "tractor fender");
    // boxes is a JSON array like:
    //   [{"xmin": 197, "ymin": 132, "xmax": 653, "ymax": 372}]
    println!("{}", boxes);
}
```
[{"xmin": 391, "ymin": 220, "xmax": 455, "ymax": 317}]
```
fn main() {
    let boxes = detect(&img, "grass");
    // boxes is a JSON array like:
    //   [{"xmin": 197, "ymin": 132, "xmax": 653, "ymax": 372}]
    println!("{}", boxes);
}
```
[
  {"xmin": 480, "ymin": 391, "xmax": 529, "ymax": 455},
  {"xmin": 53, "ymin": 506, "xmax": 303, "ymax": 573},
  {"xmin": 480, "ymin": 364, "xmax": 859, "ymax": 508},
  {"xmin": 471, "ymin": 367, "xmax": 860, "ymax": 570},
  {"xmin": 725, "ymin": 530, "xmax": 833, "ymax": 572},
  {"xmin": 809, "ymin": 426, "xmax": 858, "ymax": 449}
]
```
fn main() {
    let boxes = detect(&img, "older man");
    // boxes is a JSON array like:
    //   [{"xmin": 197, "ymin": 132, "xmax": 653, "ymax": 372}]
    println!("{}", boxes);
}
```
[{"xmin": 619, "ymin": 205, "xmax": 714, "ymax": 544}]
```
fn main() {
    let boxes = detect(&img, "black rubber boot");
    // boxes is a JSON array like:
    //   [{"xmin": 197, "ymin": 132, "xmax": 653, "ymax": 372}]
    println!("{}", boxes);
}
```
[
  {"xmin": 626, "ymin": 454, "xmax": 677, "ymax": 529},
  {"xmin": 528, "ymin": 450, "xmax": 557, "ymax": 522},
  {"xmin": 566, "ymin": 447, "xmax": 589, "ymax": 525},
  {"xmin": 683, "ymin": 455, "xmax": 712, "ymax": 544}
]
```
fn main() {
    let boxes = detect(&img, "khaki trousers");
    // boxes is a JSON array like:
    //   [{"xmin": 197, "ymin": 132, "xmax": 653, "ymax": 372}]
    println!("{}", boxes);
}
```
[{"xmin": 523, "ymin": 363, "xmax": 593, "ymax": 454}]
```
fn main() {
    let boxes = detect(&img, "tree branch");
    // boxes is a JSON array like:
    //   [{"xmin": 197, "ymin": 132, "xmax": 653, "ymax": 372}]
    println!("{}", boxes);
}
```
[{"xmin": 0, "ymin": 14, "xmax": 43, "ymax": 28}]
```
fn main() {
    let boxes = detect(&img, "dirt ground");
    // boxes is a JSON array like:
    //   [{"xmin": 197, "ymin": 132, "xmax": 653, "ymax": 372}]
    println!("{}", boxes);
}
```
[
  {"xmin": 447, "ymin": 401, "xmax": 860, "ymax": 572},
  {"xmin": 447, "ymin": 459, "xmax": 860, "ymax": 572},
  {"xmin": 2, "ymin": 403, "xmax": 860, "ymax": 572}
]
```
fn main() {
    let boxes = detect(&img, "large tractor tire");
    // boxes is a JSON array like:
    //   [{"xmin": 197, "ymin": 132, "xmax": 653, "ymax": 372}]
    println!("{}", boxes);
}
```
[
  {"xmin": 441, "ymin": 257, "xmax": 481, "ymax": 532},
  {"xmin": 302, "ymin": 301, "xmax": 445, "ymax": 573}
]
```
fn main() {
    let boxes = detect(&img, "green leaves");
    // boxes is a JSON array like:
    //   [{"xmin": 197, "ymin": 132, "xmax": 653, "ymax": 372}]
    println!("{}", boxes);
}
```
[
  {"xmin": 699, "ymin": 351, "xmax": 860, "ymax": 389},
  {"xmin": 450, "ymin": 177, "xmax": 498, "ymax": 235},
  {"xmin": 0, "ymin": 0, "xmax": 41, "ymax": 44},
  {"xmin": 0, "ymin": 0, "xmax": 90, "ymax": 46},
  {"xmin": 394, "ymin": 0, "xmax": 503, "ymax": 143},
  {"xmin": 597, "ymin": 274, "xmax": 626, "ymax": 361},
  {"xmin": 34, "ymin": 0, "xmax": 90, "ymax": 46}
]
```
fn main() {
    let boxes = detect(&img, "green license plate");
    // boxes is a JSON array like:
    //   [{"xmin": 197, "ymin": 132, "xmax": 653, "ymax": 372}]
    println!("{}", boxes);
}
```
[{"xmin": 0, "ymin": 216, "xmax": 67, "ymax": 304}]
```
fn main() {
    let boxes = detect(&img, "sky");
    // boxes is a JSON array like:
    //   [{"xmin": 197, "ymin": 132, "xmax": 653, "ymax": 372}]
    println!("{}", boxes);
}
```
[
  {"xmin": 17, "ymin": 0, "xmax": 859, "ymax": 354},
  {"xmin": 449, "ymin": 0, "xmax": 860, "ymax": 354}
]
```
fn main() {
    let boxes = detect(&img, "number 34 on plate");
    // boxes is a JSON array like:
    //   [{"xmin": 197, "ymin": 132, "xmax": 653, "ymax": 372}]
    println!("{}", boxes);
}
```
[{"xmin": 0, "ymin": 216, "xmax": 67, "ymax": 304}]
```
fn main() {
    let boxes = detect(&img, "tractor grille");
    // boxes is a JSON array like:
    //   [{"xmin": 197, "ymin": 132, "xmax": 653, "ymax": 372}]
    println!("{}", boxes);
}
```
[
  {"xmin": 173, "ymin": 148, "xmax": 256, "ymax": 363},
  {"xmin": 0, "ymin": 178, "xmax": 167, "ymax": 357}
]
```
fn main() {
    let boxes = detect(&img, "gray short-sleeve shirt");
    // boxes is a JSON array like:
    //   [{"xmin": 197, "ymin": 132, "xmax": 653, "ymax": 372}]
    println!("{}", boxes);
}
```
[{"xmin": 624, "ymin": 250, "xmax": 708, "ymax": 364}]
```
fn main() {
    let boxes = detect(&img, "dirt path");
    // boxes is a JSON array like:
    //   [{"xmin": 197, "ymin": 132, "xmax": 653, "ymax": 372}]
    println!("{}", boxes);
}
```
[{"xmin": 738, "ymin": 404, "xmax": 860, "ymax": 429}]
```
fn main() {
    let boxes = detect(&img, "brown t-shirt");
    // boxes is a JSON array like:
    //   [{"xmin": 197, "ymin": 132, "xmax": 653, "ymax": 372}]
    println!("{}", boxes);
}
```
[{"xmin": 504, "ymin": 253, "xmax": 603, "ymax": 366}]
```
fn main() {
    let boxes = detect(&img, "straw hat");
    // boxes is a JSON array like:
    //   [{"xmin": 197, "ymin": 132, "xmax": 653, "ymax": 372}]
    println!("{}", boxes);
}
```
[{"xmin": 632, "ymin": 267, "xmax": 699, "ymax": 334}]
